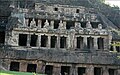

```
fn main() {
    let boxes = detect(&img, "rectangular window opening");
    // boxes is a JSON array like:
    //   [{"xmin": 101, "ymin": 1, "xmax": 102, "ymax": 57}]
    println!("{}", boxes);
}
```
[
  {"xmin": 27, "ymin": 64, "xmax": 37, "ymax": 73},
  {"xmin": 30, "ymin": 34, "xmax": 38, "ymax": 47},
  {"xmin": 76, "ymin": 9, "xmax": 80, "ymax": 13},
  {"xmin": 35, "ymin": 19, "xmax": 38, "ymax": 26},
  {"xmin": 80, "ymin": 22, "xmax": 86, "ymax": 28},
  {"xmin": 97, "ymin": 38, "xmax": 104, "ymax": 49},
  {"xmin": 66, "ymin": 21, "xmax": 75, "ymax": 29},
  {"xmin": 19, "ymin": 34, "xmax": 27, "ymax": 46},
  {"xmin": 109, "ymin": 69, "xmax": 115, "ymax": 75},
  {"xmin": 51, "ymin": 36, "xmax": 57, "ymax": 48},
  {"xmin": 45, "ymin": 65, "xmax": 53, "ymax": 75},
  {"xmin": 54, "ymin": 20, "xmax": 60, "ymax": 29},
  {"xmin": 77, "ymin": 37, "xmax": 83, "ymax": 49},
  {"xmin": 91, "ymin": 22, "xmax": 100, "ymax": 28},
  {"xmin": 0, "ymin": 31, "xmax": 5, "ymax": 44},
  {"xmin": 41, "ymin": 35, "xmax": 48, "ymax": 47},
  {"xmin": 28, "ymin": 18, "xmax": 32, "ymax": 27},
  {"xmin": 60, "ymin": 37, "xmax": 66, "ymax": 48},
  {"xmin": 87, "ymin": 37, "xmax": 94, "ymax": 49},
  {"xmin": 78, "ymin": 67, "xmax": 86, "ymax": 75},
  {"xmin": 116, "ymin": 46, "xmax": 120, "ymax": 52},
  {"xmin": 61, "ymin": 66, "xmax": 70, "ymax": 75},
  {"xmin": 94, "ymin": 67, "xmax": 102, "ymax": 75},
  {"xmin": 10, "ymin": 62, "xmax": 20, "ymax": 71}
]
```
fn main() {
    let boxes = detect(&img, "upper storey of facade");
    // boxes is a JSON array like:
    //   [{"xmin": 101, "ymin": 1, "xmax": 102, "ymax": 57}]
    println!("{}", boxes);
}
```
[{"xmin": 5, "ymin": 2, "xmax": 113, "ymax": 52}]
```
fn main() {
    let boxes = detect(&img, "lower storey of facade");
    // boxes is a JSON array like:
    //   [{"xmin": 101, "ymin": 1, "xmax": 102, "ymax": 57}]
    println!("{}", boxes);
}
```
[{"xmin": 1, "ymin": 59, "xmax": 120, "ymax": 75}]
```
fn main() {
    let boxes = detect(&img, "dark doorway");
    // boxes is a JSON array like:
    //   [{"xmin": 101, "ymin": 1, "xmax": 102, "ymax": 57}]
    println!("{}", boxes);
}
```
[
  {"xmin": 41, "ymin": 35, "xmax": 48, "ymax": 47},
  {"xmin": 0, "ymin": 31, "xmax": 5, "ymax": 44},
  {"xmin": 77, "ymin": 37, "xmax": 83, "ymax": 49},
  {"xmin": 94, "ymin": 67, "xmax": 102, "ymax": 75},
  {"xmin": 61, "ymin": 66, "xmax": 70, "ymax": 75},
  {"xmin": 27, "ymin": 64, "xmax": 37, "ymax": 73},
  {"xmin": 109, "ymin": 69, "xmax": 115, "ymax": 75},
  {"xmin": 51, "ymin": 36, "xmax": 57, "ymax": 48},
  {"xmin": 80, "ymin": 22, "xmax": 86, "ymax": 28},
  {"xmin": 30, "ymin": 34, "xmax": 38, "ymax": 47},
  {"xmin": 54, "ymin": 20, "xmax": 60, "ymax": 29},
  {"xmin": 35, "ymin": 19, "xmax": 38, "ymax": 26},
  {"xmin": 19, "ymin": 34, "xmax": 27, "ymax": 46},
  {"xmin": 97, "ymin": 38, "xmax": 104, "ymax": 49},
  {"xmin": 41, "ymin": 19, "xmax": 46, "ymax": 28},
  {"xmin": 91, "ymin": 22, "xmax": 100, "ymax": 28},
  {"xmin": 76, "ymin": 9, "xmax": 80, "ymax": 13},
  {"xmin": 28, "ymin": 18, "xmax": 32, "ymax": 27},
  {"xmin": 87, "ymin": 37, "xmax": 94, "ymax": 49},
  {"xmin": 116, "ymin": 46, "xmax": 120, "ymax": 52},
  {"xmin": 60, "ymin": 36, "xmax": 66, "ymax": 48},
  {"xmin": 10, "ymin": 62, "xmax": 20, "ymax": 71},
  {"xmin": 45, "ymin": 65, "xmax": 53, "ymax": 75},
  {"xmin": 41, "ymin": 19, "xmax": 50, "ymax": 28},
  {"xmin": 78, "ymin": 67, "xmax": 86, "ymax": 75},
  {"xmin": 66, "ymin": 21, "xmax": 75, "ymax": 29}
]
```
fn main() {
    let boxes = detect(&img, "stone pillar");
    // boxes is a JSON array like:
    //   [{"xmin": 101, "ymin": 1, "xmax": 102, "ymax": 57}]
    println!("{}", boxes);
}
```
[
  {"xmin": 70, "ymin": 65, "xmax": 77, "ymax": 75},
  {"xmin": 25, "ymin": 19, "xmax": 29, "ymax": 27},
  {"xmin": 113, "ymin": 42, "xmax": 117, "ymax": 52},
  {"xmin": 83, "ymin": 36, "xmax": 87, "ymax": 49},
  {"xmin": 19, "ymin": 62, "xmax": 27, "ymax": 72},
  {"xmin": 53, "ymin": 65, "xmax": 61, "ymax": 75},
  {"xmin": 38, "ymin": 20, "xmax": 42, "ymax": 28},
  {"xmin": 50, "ymin": 20, "xmax": 54, "ymax": 29},
  {"xmin": 63, "ymin": 21, "xmax": 66, "ymax": 29},
  {"xmin": 27, "ymin": 34, "xmax": 31, "ymax": 47},
  {"xmin": 86, "ymin": 65, "xmax": 94, "ymax": 75},
  {"xmin": 117, "ymin": 69, "xmax": 120, "ymax": 75},
  {"xmin": 66, "ymin": 36, "xmax": 70, "ymax": 49},
  {"xmin": 104, "ymin": 38, "xmax": 108, "ymax": 50},
  {"xmin": 37, "ymin": 35, "xmax": 41, "ymax": 47},
  {"xmin": 103, "ymin": 67, "xmax": 109, "ymax": 75},
  {"xmin": 36, "ymin": 61, "xmax": 45, "ymax": 74},
  {"xmin": 74, "ymin": 37, "xmax": 77, "ymax": 49},
  {"xmin": 47, "ymin": 35, "xmax": 51, "ymax": 48},
  {"xmin": 94, "ymin": 37, "xmax": 98, "ymax": 50},
  {"xmin": 57, "ymin": 35, "xmax": 60, "ymax": 49}
]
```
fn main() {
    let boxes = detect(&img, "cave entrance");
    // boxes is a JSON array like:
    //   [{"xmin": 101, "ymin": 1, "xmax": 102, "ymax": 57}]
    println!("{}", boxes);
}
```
[
  {"xmin": 78, "ymin": 67, "xmax": 86, "ymax": 75},
  {"xmin": 45, "ymin": 65, "xmax": 53, "ymax": 75},
  {"xmin": 0, "ymin": 31, "xmax": 5, "ymax": 44},
  {"xmin": 61, "ymin": 66, "xmax": 70, "ymax": 75},
  {"xmin": 19, "ymin": 34, "xmax": 27, "ymax": 46},
  {"xmin": 27, "ymin": 64, "xmax": 37, "ymax": 73},
  {"xmin": 10, "ymin": 62, "xmax": 20, "ymax": 71}
]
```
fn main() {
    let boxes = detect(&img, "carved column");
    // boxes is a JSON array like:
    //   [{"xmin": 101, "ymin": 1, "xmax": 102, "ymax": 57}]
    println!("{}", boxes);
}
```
[
  {"xmin": 37, "ymin": 35, "xmax": 41, "ymax": 47},
  {"xmin": 27, "ymin": 34, "xmax": 31, "ymax": 47},
  {"xmin": 57, "ymin": 35, "xmax": 60, "ymax": 49},
  {"xmin": 70, "ymin": 65, "xmax": 77, "ymax": 75},
  {"xmin": 86, "ymin": 65, "xmax": 94, "ymax": 75},
  {"xmin": 36, "ymin": 61, "xmax": 46, "ymax": 74},
  {"xmin": 38, "ymin": 20, "xmax": 42, "ymax": 28},
  {"xmin": 94, "ymin": 37, "xmax": 98, "ymax": 50},
  {"xmin": 50, "ymin": 20, "xmax": 54, "ymax": 29},
  {"xmin": 47, "ymin": 35, "xmax": 51, "ymax": 48},
  {"xmin": 83, "ymin": 36, "xmax": 87, "ymax": 49},
  {"xmin": 53, "ymin": 65, "xmax": 61, "ymax": 75},
  {"xmin": 63, "ymin": 21, "xmax": 66, "ymax": 29},
  {"xmin": 104, "ymin": 38, "xmax": 108, "ymax": 50},
  {"xmin": 25, "ymin": 19, "xmax": 29, "ymax": 27},
  {"xmin": 19, "ymin": 62, "xmax": 27, "ymax": 72},
  {"xmin": 113, "ymin": 42, "xmax": 117, "ymax": 52},
  {"xmin": 103, "ymin": 67, "xmax": 109, "ymax": 75},
  {"xmin": 74, "ymin": 37, "xmax": 77, "ymax": 49}
]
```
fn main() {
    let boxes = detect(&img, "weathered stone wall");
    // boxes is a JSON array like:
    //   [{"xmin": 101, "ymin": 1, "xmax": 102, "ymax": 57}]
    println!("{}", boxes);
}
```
[{"xmin": 0, "ymin": 48, "xmax": 120, "ymax": 65}]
